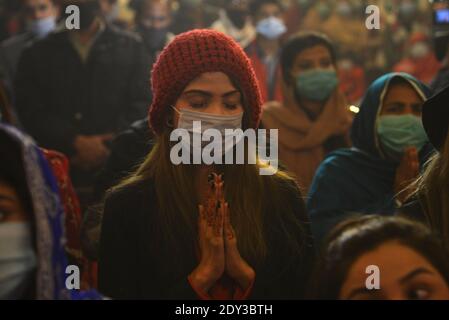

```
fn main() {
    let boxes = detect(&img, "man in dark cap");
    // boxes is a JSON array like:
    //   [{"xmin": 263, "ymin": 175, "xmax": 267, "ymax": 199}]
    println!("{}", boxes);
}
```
[{"xmin": 14, "ymin": 0, "xmax": 151, "ymax": 206}]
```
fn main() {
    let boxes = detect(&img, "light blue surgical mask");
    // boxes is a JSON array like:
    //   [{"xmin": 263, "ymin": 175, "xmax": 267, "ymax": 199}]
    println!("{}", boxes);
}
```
[
  {"xmin": 0, "ymin": 222, "xmax": 37, "ymax": 300},
  {"xmin": 256, "ymin": 17, "xmax": 286, "ymax": 40},
  {"xmin": 295, "ymin": 69, "xmax": 338, "ymax": 102},
  {"xmin": 377, "ymin": 114, "xmax": 428, "ymax": 159},
  {"xmin": 317, "ymin": 3, "xmax": 331, "ymax": 20},
  {"xmin": 27, "ymin": 16, "xmax": 56, "ymax": 39},
  {"xmin": 336, "ymin": 2, "xmax": 353, "ymax": 17},
  {"xmin": 104, "ymin": 3, "xmax": 120, "ymax": 23},
  {"xmin": 399, "ymin": 1, "xmax": 417, "ymax": 18}
]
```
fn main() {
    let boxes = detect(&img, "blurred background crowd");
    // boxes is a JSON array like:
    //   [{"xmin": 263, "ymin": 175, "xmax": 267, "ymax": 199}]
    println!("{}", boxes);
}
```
[{"xmin": 0, "ymin": 0, "xmax": 445, "ymax": 103}]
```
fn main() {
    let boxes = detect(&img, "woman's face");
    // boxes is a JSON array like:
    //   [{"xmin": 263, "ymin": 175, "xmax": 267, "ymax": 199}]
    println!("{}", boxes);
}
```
[
  {"xmin": 172, "ymin": 72, "xmax": 244, "ymax": 127},
  {"xmin": 381, "ymin": 82, "xmax": 423, "ymax": 117},
  {"xmin": 339, "ymin": 241, "xmax": 449, "ymax": 300},
  {"xmin": 254, "ymin": 3, "xmax": 283, "ymax": 25},
  {"xmin": 140, "ymin": 0, "xmax": 172, "ymax": 29},
  {"xmin": 290, "ymin": 45, "xmax": 335, "ymax": 79},
  {"xmin": 0, "ymin": 181, "xmax": 28, "ymax": 224}
]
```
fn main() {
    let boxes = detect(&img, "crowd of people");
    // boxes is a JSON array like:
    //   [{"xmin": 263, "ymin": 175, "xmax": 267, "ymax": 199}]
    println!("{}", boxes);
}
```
[{"xmin": 1, "ymin": 0, "xmax": 449, "ymax": 300}]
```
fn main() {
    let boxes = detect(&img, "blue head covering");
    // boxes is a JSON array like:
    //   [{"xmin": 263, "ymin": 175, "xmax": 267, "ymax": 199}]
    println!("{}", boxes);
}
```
[
  {"xmin": 307, "ymin": 73, "xmax": 434, "ymax": 244},
  {"xmin": 0, "ymin": 124, "xmax": 101, "ymax": 300},
  {"xmin": 351, "ymin": 72, "xmax": 433, "ymax": 159}
]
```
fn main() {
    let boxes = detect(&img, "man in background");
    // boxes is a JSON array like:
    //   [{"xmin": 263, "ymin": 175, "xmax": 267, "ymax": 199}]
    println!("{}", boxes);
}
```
[
  {"xmin": 0, "ymin": 0, "xmax": 59, "ymax": 94},
  {"xmin": 130, "ymin": 0, "xmax": 174, "ymax": 60},
  {"xmin": 14, "ymin": 0, "xmax": 151, "ymax": 206},
  {"xmin": 245, "ymin": 0, "xmax": 286, "ymax": 103},
  {"xmin": 211, "ymin": 0, "xmax": 255, "ymax": 48}
]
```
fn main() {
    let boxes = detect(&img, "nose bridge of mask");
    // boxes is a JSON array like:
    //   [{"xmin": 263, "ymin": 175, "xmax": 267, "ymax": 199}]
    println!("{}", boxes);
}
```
[
  {"xmin": 172, "ymin": 106, "xmax": 244, "ymax": 132},
  {"xmin": 378, "ymin": 114, "xmax": 421, "ymax": 128},
  {"xmin": 302, "ymin": 68, "xmax": 335, "ymax": 77}
]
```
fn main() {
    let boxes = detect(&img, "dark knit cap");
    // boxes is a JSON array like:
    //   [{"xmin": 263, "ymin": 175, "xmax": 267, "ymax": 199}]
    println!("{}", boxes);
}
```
[
  {"xmin": 148, "ymin": 29, "xmax": 262, "ymax": 135},
  {"xmin": 422, "ymin": 85, "xmax": 449, "ymax": 151}
]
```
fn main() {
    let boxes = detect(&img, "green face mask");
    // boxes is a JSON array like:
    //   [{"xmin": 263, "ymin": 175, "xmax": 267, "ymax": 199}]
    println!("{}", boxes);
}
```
[
  {"xmin": 295, "ymin": 69, "xmax": 338, "ymax": 102},
  {"xmin": 377, "ymin": 114, "xmax": 428, "ymax": 159}
]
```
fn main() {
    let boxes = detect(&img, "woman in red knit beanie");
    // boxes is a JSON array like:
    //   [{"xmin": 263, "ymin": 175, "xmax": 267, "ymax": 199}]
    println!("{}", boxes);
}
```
[{"xmin": 98, "ymin": 29, "xmax": 314, "ymax": 300}]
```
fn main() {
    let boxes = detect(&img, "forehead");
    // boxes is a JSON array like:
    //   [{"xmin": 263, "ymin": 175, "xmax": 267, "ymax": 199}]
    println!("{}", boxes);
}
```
[
  {"xmin": 344, "ymin": 242, "xmax": 436, "ymax": 284},
  {"xmin": 229, "ymin": 0, "xmax": 249, "ymax": 10},
  {"xmin": 384, "ymin": 81, "xmax": 423, "ymax": 103},
  {"xmin": 24, "ymin": 0, "xmax": 52, "ymax": 5},
  {"xmin": 144, "ymin": 0, "xmax": 170, "ymax": 12},
  {"xmin": 294, "ymin": 45, "xmax": 332, "ymax": 62},
  {"xmin": 183, "ymin": 72, "xmax": 238, "ymax": 92},
  {"xmin": 259, "ymin": 3, "xmax": 281, "ymax": 13}
]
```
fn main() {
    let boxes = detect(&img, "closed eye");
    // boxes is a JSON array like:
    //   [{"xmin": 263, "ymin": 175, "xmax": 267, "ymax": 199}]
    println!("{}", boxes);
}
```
[
  {"xmin": 224, "ymin": 103, "xmax": 238, "ymax": 110},
  {"xmin": 190, "ymin": 102, "xmax": 208, "ymax": 109},
  {"xmin": 384, "ymin": 103, "xmax": 405, "ymax": 113},
  {"xmin": 412, "ymin": 103, "xmax": 423, "ymax": 114},
  {"xmin": 320, "ymin": 59, "xmax": 332, "ymax": 68}
]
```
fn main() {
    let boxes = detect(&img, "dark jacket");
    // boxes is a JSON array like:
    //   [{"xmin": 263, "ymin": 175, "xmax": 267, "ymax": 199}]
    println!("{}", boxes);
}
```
[
  {"xmin": 14, "ymin": 25, "xmax": 152, "ymax": 157},
  {"xmin": 98, "ymin": 177, "xmax": 315, "ymax": 299},
  {"xmin": 0, "ymin": 32, "xmax": 35, "ymax": 91},
  {"xmin": 399, "ymin": 196, "xmax": 427, "ymax": 224},
  {"xmin": 80, "ymin": 118, "xmax": 154, "ymax": 260},
  {"xmin": 93, "ymin": 118, "xmax": 154, "ymax": 200}
]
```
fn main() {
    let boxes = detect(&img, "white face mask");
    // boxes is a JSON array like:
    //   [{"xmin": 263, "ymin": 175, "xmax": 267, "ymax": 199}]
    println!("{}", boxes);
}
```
[
  {"xmin": 172, "ymin": 106, "xmax": 244, "ymax": 156},
  {"xmin": 104, "ymin": 3, "xmax": 120, "ymax": 23},
  {"xmin": 27, "ymin": 16, "xmax": 56, "ymax": 39},
  {"xmin": 0, "ymin": 222, "xmax": 37, "ymax": 300},
  {"xmin": 410, "ymin": 42, "xmax": 430, "ymax": 59},
  {"xmin": 256, "ymin": 16, "xmax": 286, "ymax": 40}
]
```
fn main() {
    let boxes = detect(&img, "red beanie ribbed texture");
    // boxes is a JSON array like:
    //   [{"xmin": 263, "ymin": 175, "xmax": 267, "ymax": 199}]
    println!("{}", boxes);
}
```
[{"xmin": 148, "ymin": 29, "xmax": 262, "ymax": 135}]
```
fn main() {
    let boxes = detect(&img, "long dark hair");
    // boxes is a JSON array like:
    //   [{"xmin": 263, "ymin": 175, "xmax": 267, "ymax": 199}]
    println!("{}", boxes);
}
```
[
  {"xmin": 111, "ymin": 74, "xmax": 309, "ymax": 268},
  {"xmin": 408, "ymin": 131, "xmax": 449, "ymax": 249},
  {"xmin": 310, "ymin": 215, "xmax": 449, "ymax": 299}
]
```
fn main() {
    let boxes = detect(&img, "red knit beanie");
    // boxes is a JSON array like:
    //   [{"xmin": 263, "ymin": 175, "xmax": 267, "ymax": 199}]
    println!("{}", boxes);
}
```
[{"xmin": 148, "ymin": 29, "xmax": 262, "ymax": 135}]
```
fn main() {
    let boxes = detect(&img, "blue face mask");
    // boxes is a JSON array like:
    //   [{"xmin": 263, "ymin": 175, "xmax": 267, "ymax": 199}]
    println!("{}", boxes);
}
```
[
  {"xmin": 0, "ymin": 222, "xmax": 37, "ymax": 300},
  {"xmin": 256, "ymin": 17, "xmax": 286, "ymax": 40},
  {"xmin": 295, "ymin": 69, "xmax": 338, "ymax": 102},
  {"xmin": 317, "ymin": 3, "xmax": 332, "ymax": 20},
  {"xmin": 399, "ymin": 2, "xmax": 417, "ymax": 18},
  {"xmin": 336, "ymin": 2, "xmax": 353, "ymax": 17},
  {"xmin": 377, "ymin": 114, "xmax": 428, "ymax": 159},
  {"xmin": 27, "ymin": 16, "xmax": 56, "ymax": 39}
]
